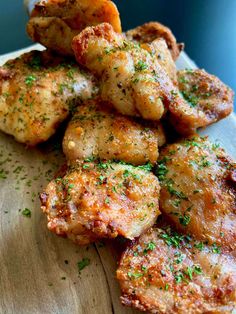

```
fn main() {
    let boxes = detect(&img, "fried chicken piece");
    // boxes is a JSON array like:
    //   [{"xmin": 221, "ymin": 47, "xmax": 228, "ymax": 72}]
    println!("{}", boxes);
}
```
[
  {"xmin": 0, "ymin": 50, "xmax": 96, "ymax": 145},
  {"xmin": 126, "ymin": 21, "xmax": 184, "ymax": 61},
  {"xmin": 40, "ymin": 160, "xmax": 160, "ymax": 245},
  {"xmin": 63, "ymin": 101, "xmax": 166, "ymax": 165},
  {"xmin": 27, "ymin": 0, "xmax": 121, "ymax": 56},
  {"xmin": 144, "ymin": 38, "xmax": 177, "ymax": 83},
  {"xmin": 117, "ymin": 226, "xmax": 236, "ymax": 314},
  {"xmin": 169, "ymin": 69, "xmax": 234, "ymax": 135},
  {"xmin": 72, "ymin": 23, "xmax": 186, "ymax": 121},
  {"xmin": 157, "ymin": 136, "xmax": 236, "ymax": 252}
]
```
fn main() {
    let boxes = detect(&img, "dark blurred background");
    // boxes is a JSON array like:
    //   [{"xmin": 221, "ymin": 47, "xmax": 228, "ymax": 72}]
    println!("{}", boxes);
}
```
[{"xmin": 0, "ymin": 0, "xmax": 236, "ymax": 98}]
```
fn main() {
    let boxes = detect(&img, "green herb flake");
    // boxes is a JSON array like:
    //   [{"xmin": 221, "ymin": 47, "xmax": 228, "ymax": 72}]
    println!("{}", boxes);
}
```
[
  {"xmin": 135, "ymin": 60, "xmax": 148, "ymax": 72},
  {"xmin": 212, "ymin": 243, "xmax": 221, "ymax": 254},
  {"xmin": 179, "ymin": 214, "xmax": 191, "ymax": 226},
  {"xmin": 194, "ymin": 242, "xmax": 204, "ymax": 251},
  {"xmin": 160, "ymin": 231, "xmax": 184, "ymax": 248},
  {"xmin": 22, "ymin": 208, "xmax": 31, "ymax": 218},
  {"xmin": 174, "ymin": 272, "xmax": 184, "ymax": 283},
  {"xmin": 25, "ymin": 75, "xmax": 37, "ymax": 86},
  {"xmin": 0, "ymin": 169, "xmax": 7, "ymax": 179},
  {"xmin": 143, "ymin": 241, "xmax": 156, "ymax": 254},
  {"xmin": 127, "ymin": 272, "xmax": 143, "ymax": 279},
  {"xmin": 78, "ymin": 258, "xmax": 90, "ymax": 272}
]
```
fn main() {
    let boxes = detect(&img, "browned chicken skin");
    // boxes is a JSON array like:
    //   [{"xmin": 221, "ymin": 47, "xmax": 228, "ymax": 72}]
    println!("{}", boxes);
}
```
[
  {"xmin": 72, "ymin": 23, "xmax": 187, "ymax": 122},
  {"xmin": 143, "ymin": 38, "xmax": 177, "ymax": 83},
  {"xmin": 40, "ymin": 160, "xmax": 160, "ymax": 245},
  {"xmin": 169, "ymin": 69, "xmax": 234, "ymax": 135},
  {"xmin": 126, "ymin": 21, "xmax": 184, "ymax": 61},
  {"xmin": 27, "ymin": 0, "xmax": 121, "ymax": 56},
  {"xmin": 117, "ymin": 226, "xmax": 236, "ymax": 314},
  {"xmin": 63, "ymin": 101, "xmax": 166, "ymax": 165},
  {"xmin": 0, "ymin": 50, "xmax": 97, "ymax": 145},
  {"xmin": 157, "ymin": 136, "xmax": 236, "ymax": 252}
]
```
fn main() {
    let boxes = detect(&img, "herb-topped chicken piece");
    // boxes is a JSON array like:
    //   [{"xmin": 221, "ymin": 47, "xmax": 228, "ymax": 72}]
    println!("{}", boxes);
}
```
[
  {"xmin": 40, "ymin": 160, "xmax": 160, "ymax": 245},
  {"xmin": 157, "ymin": 136, "xmax": 236, "ymax": 252},
  {"xmin": 144, "ymin": 38, "xmax": 177, "ymax": 84},
  {"xmin": 169, "ymin": 69, "xmax": 234, "ymax": 135},
  {"xmin": 27, "ymin": 0, "xmax": 121, "ymax": 56},
  {"xmin": 117, "ymin": 226, "xmax": 236, "ymax": 314},
  {"xmin": 0, "ymin": 50, "xmax": 96, "ymax": 145},
  {"xmin": 63, "ymin": 101, "xmax": 166, "ymax": 165},
  {"xmin": 72, "ymin": 23, "xmax": 187, "ymax": 122}
]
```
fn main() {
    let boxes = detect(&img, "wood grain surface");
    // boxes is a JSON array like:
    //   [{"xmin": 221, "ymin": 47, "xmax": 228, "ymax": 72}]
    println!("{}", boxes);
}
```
[{"xmin": 0, "ymin": 46, "xmax": 236, "ymax": 314}]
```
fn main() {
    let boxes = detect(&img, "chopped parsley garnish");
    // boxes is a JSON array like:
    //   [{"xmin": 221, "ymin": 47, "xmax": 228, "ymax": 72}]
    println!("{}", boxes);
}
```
[
  {"xmin": 194, "ymin": 242, "xmax": 204, "ymax": 251},
  {"xmin": 160, "ymin": 231, "xmax": 184, "ymax": 248},
  {"xmin": 181, "ymin": 91, "xmax": 199, "ymax": 107},
  {"xmin": 166, "ymin": 180, "xmax": 188, "ymax": 200},
  {"xmin": 25, "ymin": 75, "xmax": 36, "ymax": 86},
  {"xmin": 155, "ymin": 161, "xmax": 168, "ymax": 181},
  {"xmin": 67, "ymin": 69, "xmax": 75, "ymax": 79},
  {"xmin": 135, "ymin": 60, "xmax": 148, "ymax": 72},
  {"xmin": 184, "ymin": 138, "xmax": 201, "ymax": 148},
  {"xmin": 143, "ymin": 241, "xmax": 156, "ymax": 254},
  {"xmin": 0, "ymin": 169, "xmax": 7, "ymax": 179},
  {"xmin": 212, "ymin": 243, "xmax": 221, "ymax": 254},
  {"xmin": 22, "ymin": 208, "xmax": 31, "ymax": 218},
  {"xmin": 174, "ymin": 272, "xmax": 184, "ymax": 283},
  {"xmin": 105, "ymin": 197, "xmax": 110, "ymax": 204},
  {"xmin": 78, "ymin": 258, "xmax": 90, "ymax": 272},
  {"xmin": 137, "ymin": 162, "xmax": 153, "ymax": 172},
  {"xmin": 179, "ymin": 213, "xmax": 191, "ymax": 226},
  {"xmin": 127, "ymin": 272, "xmax": 143, "ymax": 279}
]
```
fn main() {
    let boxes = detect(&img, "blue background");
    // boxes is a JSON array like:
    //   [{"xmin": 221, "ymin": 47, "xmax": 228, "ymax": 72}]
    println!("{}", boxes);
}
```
[{"xmin": 0, "ymin": 0, "xmax": 236, "ymax": 104}]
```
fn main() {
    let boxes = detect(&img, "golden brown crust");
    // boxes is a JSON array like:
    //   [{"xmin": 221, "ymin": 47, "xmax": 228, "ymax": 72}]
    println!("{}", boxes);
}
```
[
  {"xmin": 117, "ymin": 227, "xmax": 236, "ymax": 314},
  {"xmin": 126, "ymin": 22, "xmax": 184, "ymax": 61},
  {"xmin": 41, "ymin": 161, "xmax": 160, "ymax": 245},
  {"xmin": 72, "ymin": 23, "xmax": 187, "ymax": 122},
  {"xmin": 27, "ymin": 0, "xmax": 121, "ymax": 56},
  {"xmin": 0, "ymin": 50, "xmax": 96, "ymax": 145},
  {"xmin": 63, "ymin": 101, "xmax": 166, "ymax": 165},
  {"xmin": 169, "ymin": 69, "xmax": 234, "ymax": 135},
  {"xmin": 141, "ymin": 38, "xmax": 177, "ymax": 83},
  {"xmin": 157, "ymin": 136, "xmax": 236, "ymax": 252}
]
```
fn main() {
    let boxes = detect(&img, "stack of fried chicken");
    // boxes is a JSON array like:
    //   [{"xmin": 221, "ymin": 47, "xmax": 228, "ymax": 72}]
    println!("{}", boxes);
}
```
[{"xmin": 1, "ymin": 0, "xmax": 236, "ymax": 312}]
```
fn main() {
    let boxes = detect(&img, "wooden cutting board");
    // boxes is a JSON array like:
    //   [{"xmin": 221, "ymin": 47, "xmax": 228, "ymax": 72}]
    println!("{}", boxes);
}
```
[{"xmin": 0, "ymin": 46, "xmax": 236, "ymax": 314}]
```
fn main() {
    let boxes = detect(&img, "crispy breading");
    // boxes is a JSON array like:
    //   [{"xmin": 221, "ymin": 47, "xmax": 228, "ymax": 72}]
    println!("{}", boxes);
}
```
[
  {"xmin": 72, "ymin": 23, "xmax": 186, "ymax": 121},
  {"xmin": 27, "ymin": 0, "xmax": 121, "ymax": 56},
  {"xmin": 63, "ymin": 101, "xmax": 166, "ymax": 165},
  {"xmin": 0, "ymin": 50, "xmax": 96, "ymax": 145},
  {"xmin": 117, "ymin": 226, "xmax": 236, "ymax": 314},
  {"xmin": 40, "ymin": 160, "xmax": 160, "ymax": 245},
  {"xmin": 143, "ymin": 38, "xmax": 177, "ymax": 83},
  {"xmin": 157, "ymin": 136, "xmax": 236, "ymax": 252}
]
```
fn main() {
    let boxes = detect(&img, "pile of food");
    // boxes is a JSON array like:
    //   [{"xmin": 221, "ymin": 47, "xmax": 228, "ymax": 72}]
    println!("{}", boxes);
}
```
[{"xmin": 1, "ymin": 0, "xmax": 236, "ymax": 312}]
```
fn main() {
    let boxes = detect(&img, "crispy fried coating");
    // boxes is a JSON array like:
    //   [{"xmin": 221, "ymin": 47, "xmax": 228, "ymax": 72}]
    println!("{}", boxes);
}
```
[
  {"xmin": 157, "ymin": 136, "xmax": 236, "ymax": 252},
  {"xmin": 144, "ymin": 38, "xmax": 177, "ymax": 83},
  {"xmin": 27, "ymin": 0, "xmax": 121, "ymax": 56},
  {"xmin": 117, "ymin": 226, "xmax": 236, "ymax": 314},
  {"xmin": 63, "ymin": 101, "xmax": 166, "ymax": 165},
  {"xmin": 169, "ymin": 69, "xmax": 234, "ymax": 135},
  {"xmin": 126, "ymin": 22, "xmax": 184, "ymax": 61},
  {"xmin": 40, "ymin": 160, "xmax": 160, "ymax": 245},
  {"xmin": 72, "ymin": 23, "xmax": 185, "ymax": 121},
  {"xmin": 0, "ymin": 50, "xmax": 96, "ymax": 145}
]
